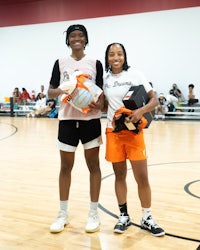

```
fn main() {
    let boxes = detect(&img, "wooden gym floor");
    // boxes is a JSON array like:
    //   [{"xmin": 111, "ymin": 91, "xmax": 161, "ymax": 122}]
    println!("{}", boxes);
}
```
[{"xmin": 0, "ymin": 117, "xmax": 199, "ymax": 250}]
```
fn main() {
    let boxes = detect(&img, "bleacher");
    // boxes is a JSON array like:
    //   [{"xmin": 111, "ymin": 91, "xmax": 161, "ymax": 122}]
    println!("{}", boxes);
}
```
[
  {"xmin": 0, "ymin": 100, "xmax": 36, "ymax": 117},
  {"xmin": 1, "ymin": 99, "xmax": 200, "ymax": 120},
  {"xmin": 165, "ymin": 101, "xmax": 200, "ymax": 120},
  {"xmin": 0, "ymin": 97, "xmax": 59, "ymax": 117},
  {"xmin": 101, "ymin": 102, "xmax": 200, "ymax": 120}
]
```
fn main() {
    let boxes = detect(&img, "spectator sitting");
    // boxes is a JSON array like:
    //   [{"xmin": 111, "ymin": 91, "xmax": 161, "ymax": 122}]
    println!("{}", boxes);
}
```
[
  {"xmin": 155, "ymin": 93, "xmax": 167, "ymax": 120},
  {"xmin": 188, "ymin": 84, "xmax": 198, "ymax": 112},
  {"xmin": 40, "ymin": 84, "xmax": 46, "ymax": 97},
  {"xmin": 46, "ymin": 99, "xmax": 58, "ymax": 118},
  {"xmin": 169, "ymin": 83, "xmax": 182, "ymax": 101},
  {"xmin": 31, "ymin": 90, "xmax": 36, "ymax": 101},
  {"xmin": 26, "ymin": 93, "xmax": 56, "ymax": 117},
  {"xmin": 19, "ymin": 87, "xmax": 31, "ymax": 105},
  {"xmin": 26, "ymin": 92, "xmax": 46, "ymax": 117},
  {"xmin": 12, "ymin": 87, "xmax": 21, "ymax": 106}
]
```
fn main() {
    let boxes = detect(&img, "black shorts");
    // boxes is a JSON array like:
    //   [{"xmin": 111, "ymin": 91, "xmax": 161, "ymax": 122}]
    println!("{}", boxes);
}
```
[{"xmin": 58, "ymin": 119, "xmax": 101, "ymax": 147}]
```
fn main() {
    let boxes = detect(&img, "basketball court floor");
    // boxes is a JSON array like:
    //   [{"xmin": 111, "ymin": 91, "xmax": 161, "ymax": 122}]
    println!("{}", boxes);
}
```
[{"xmin": 0, "ymin": 117, "xmax": 199, "ymax": 250}]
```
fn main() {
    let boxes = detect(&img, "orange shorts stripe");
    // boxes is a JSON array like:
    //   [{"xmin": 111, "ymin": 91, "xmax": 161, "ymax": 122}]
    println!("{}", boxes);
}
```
[{"xmin": 105, "ymin": 128, "xmax": 147, "ymax": 162}]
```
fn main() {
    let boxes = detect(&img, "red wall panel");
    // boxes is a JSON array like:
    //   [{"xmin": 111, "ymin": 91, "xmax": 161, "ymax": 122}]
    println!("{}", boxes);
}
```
[{"xmin": 0, "ymin": 0, "xmax": 200, "ymax": 27}]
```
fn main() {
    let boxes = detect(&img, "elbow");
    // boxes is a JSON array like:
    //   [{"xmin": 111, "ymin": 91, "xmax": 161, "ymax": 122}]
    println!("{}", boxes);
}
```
[
  {"xmin": 48, "ymin": 91, "xmax": 53, "ymax": 99},
  {"xmin": 47, "ymin": 88, "xmax": 56, "ymax": 99}
]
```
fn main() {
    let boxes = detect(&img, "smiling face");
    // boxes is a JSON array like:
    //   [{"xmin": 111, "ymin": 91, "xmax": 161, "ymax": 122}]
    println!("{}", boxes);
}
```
[
  {"xmin": 68, "ymin": 30, "xmax": 87, "ymax": 51},
  {"xmin": 107, "ymin": 44, "xmax": 125, "ymax": 74}
]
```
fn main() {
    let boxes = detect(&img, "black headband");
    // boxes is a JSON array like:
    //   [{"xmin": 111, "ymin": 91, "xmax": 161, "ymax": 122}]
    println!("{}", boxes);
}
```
[{"xmin": 65, "ymin": 24, "xmax": 88, "ymax": 46}]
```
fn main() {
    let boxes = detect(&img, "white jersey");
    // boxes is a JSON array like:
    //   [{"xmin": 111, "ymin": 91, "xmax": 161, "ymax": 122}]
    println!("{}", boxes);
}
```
[
  {"xmin": 103, "ymin": 69, "xmax": 152, "ymax": 128},
  {"xmin": 58, "ymin": 55, "xmax": 102, "ymax": 120}
]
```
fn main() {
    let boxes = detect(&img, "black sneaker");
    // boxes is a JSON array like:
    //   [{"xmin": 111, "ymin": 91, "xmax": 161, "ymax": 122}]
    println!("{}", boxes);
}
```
[
  {"xmin": 114, "ymin": 214, "xmax": 131, "ymax": 234},
  {"xmin": 141, "ymin": 215, "xmax": 165, "ymax": 237}
]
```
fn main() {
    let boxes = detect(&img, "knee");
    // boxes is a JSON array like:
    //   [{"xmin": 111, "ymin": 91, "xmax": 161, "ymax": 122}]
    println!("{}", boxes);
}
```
[
  {"xmin": 88, "ymin": 164, "xmax": 101, "ymax": 175},
  {"xmin": 85, "ymin": 156, "xmax": 100, "ymax": 173},
  {"xmin": 135, "ymin": 172, "xmax": 149, "ymax": 185},
  {"xmin": 115, "ymin": 170, "xmax": 126, "ymax": 181},
  {"xmin": 137, "ymin": 176, "xmax": 150, "ymax": 187},
  {"xmin": 60, "ymin": 163, "xmax": 73, "ymax": 175}
]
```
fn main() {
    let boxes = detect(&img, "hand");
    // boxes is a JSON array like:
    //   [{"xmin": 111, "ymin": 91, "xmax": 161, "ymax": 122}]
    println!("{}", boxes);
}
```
[
  {"xmin": 88, "ymin": 93, "xmax": 103, "ymax": 111},
  {"xmin": 128, "ymin": 109, "xmax": 143, "ymax": 123},
  {"xmin": 88, "ymin": 100, "xmax": 101, "ymax": 110}
]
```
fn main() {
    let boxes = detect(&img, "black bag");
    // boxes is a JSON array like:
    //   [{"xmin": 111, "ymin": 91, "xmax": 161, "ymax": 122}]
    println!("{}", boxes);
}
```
[{"xmin": 167, "ymin": 103, "xmax": 175, "ymax": 112}]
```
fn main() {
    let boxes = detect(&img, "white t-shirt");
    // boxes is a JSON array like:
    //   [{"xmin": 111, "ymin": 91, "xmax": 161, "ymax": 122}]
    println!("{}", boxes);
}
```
[
  {"xmin": 166, "ymin": 94, "xmax": 178, "ymax": 106},
  {"xmin": 103, "ymin": 69, "xmax": 152, "ymax": 128}
]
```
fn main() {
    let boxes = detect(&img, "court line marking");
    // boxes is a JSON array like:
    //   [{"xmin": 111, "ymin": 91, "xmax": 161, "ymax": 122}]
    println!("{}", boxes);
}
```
[
  {"xmin": 0, "ymin": 122, "xmax": 18, "ymax": 140},
  {"xmin": 99, "ymin": 161, "xmax": 200, "ymax": 243},
  {"xmin": 184, "ymin": 180, "xmax": 200, "ymax": 199}
]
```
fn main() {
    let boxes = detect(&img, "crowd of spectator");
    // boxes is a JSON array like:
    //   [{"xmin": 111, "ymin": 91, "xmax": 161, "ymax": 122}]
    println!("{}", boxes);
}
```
[
  {"xmin": 1, "ymin": 82, "xmax": 199, "ymax": 120},
  {"xmin": 12, "ymin": 85, "xmax": 46, "ymax": 105},
  {"xmin": 154, "ymin": 82, "xmax": 199, "ymax": 120},
  {"xmin": 10, "ymin": 84, "xmax": 58, "ymax": 118}
]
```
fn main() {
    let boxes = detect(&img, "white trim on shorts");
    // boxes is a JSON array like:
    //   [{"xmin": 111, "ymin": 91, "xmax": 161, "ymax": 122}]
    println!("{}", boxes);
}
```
[{"xmin": 57, "ymin": 135, "xmax": 103, "ymax": 152}]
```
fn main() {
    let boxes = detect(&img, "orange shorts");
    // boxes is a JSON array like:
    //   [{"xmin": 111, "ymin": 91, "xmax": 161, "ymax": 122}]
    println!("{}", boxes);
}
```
[{"xmin": 105, "ymin": 128, "xmax": 147, "ymax": 162}]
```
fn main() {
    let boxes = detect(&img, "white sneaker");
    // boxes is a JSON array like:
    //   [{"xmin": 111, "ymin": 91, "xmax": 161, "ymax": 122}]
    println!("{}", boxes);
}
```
[
  {"xmin": 85, "ymin": 211, "xmax": 100, "ymax": 233},
  {"xmin": 141, "ymin": 215, "xmax": 165, "ymax": 237},
  {"xmin": 50, "ymin": 211, "xmax": 68, "ymax": 233}
]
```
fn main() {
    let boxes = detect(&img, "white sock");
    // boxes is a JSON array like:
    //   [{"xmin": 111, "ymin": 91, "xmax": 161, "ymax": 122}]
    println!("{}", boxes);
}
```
[
  {"xmin": 90, "ymin": 201, "xmax": 98, "ymax": 212},
  {"xmin": 60, "ymin": 200, "xmax": 68, "ymax": 213},
  {"xmin": 142, "ymin": 207, "xmax": 151, "ymax": 220}
]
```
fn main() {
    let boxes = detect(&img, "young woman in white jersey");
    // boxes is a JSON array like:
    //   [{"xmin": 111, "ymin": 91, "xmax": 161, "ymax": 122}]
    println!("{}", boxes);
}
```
[
  {"xmin": 103, "ymin": 43, "xmax": 165, "ymax": 236},
  {"xmin": 48, "ymin": 24, "xmax": 103, "ymax": 233}
]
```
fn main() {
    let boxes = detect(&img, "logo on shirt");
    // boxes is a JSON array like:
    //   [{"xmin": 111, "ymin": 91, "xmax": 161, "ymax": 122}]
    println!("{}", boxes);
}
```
[{"xmin": 63, "ymin": 71, "xmax": 69, "ymax": 82}]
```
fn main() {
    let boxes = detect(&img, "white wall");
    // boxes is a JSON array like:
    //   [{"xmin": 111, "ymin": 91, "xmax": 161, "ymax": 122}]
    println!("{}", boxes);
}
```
[{"xmin": 0, "ymin": 7, "xmax": 200, "ymax": 101}]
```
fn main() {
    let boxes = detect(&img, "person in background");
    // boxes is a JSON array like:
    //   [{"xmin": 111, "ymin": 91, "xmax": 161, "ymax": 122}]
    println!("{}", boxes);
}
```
[
  {"xmin": 48, "ymin": 24, "xmax": 103, "ymax": 234},
  {"xmin": 41, "ymin": 99, "xmax": 57, "ymax": 117},
  {"xmin": 46, "ymin": 99, "xmax": 58, "ymax": 118},
  {"xmin": 188, "ymin": 84, "xmax": 198, "ymax": 112},
  {"xmin": 169, "ymin": 83, "xmax": 182, "ymax": 101},
  {"xmin": 26, "ymin": 93, "xmax": 46, "ymax": 118},
  {"xmin": 155, "ymin": 93, "xmax": 167, "ymax": 120},
  {"xmin": 25, "ymin": 92, "xmax": 52, "ymax": 117},
  {"xmin": 12, "ymin": 87, "xmax": 21, "ymax": 105},
  {"xmin": 103, "ymin": 42, "xmax": 165, "ymax": 236},
  {"xmin": 31, "ymin": 90, "xmax": 36, "ymax": 101},
  {"xmin": 19, "ymin": 87, "xmax": 31, "ymax": 105},
  {"xmin": 40, "ymin": 84, "xmax": 46, "ymax": 97}
]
